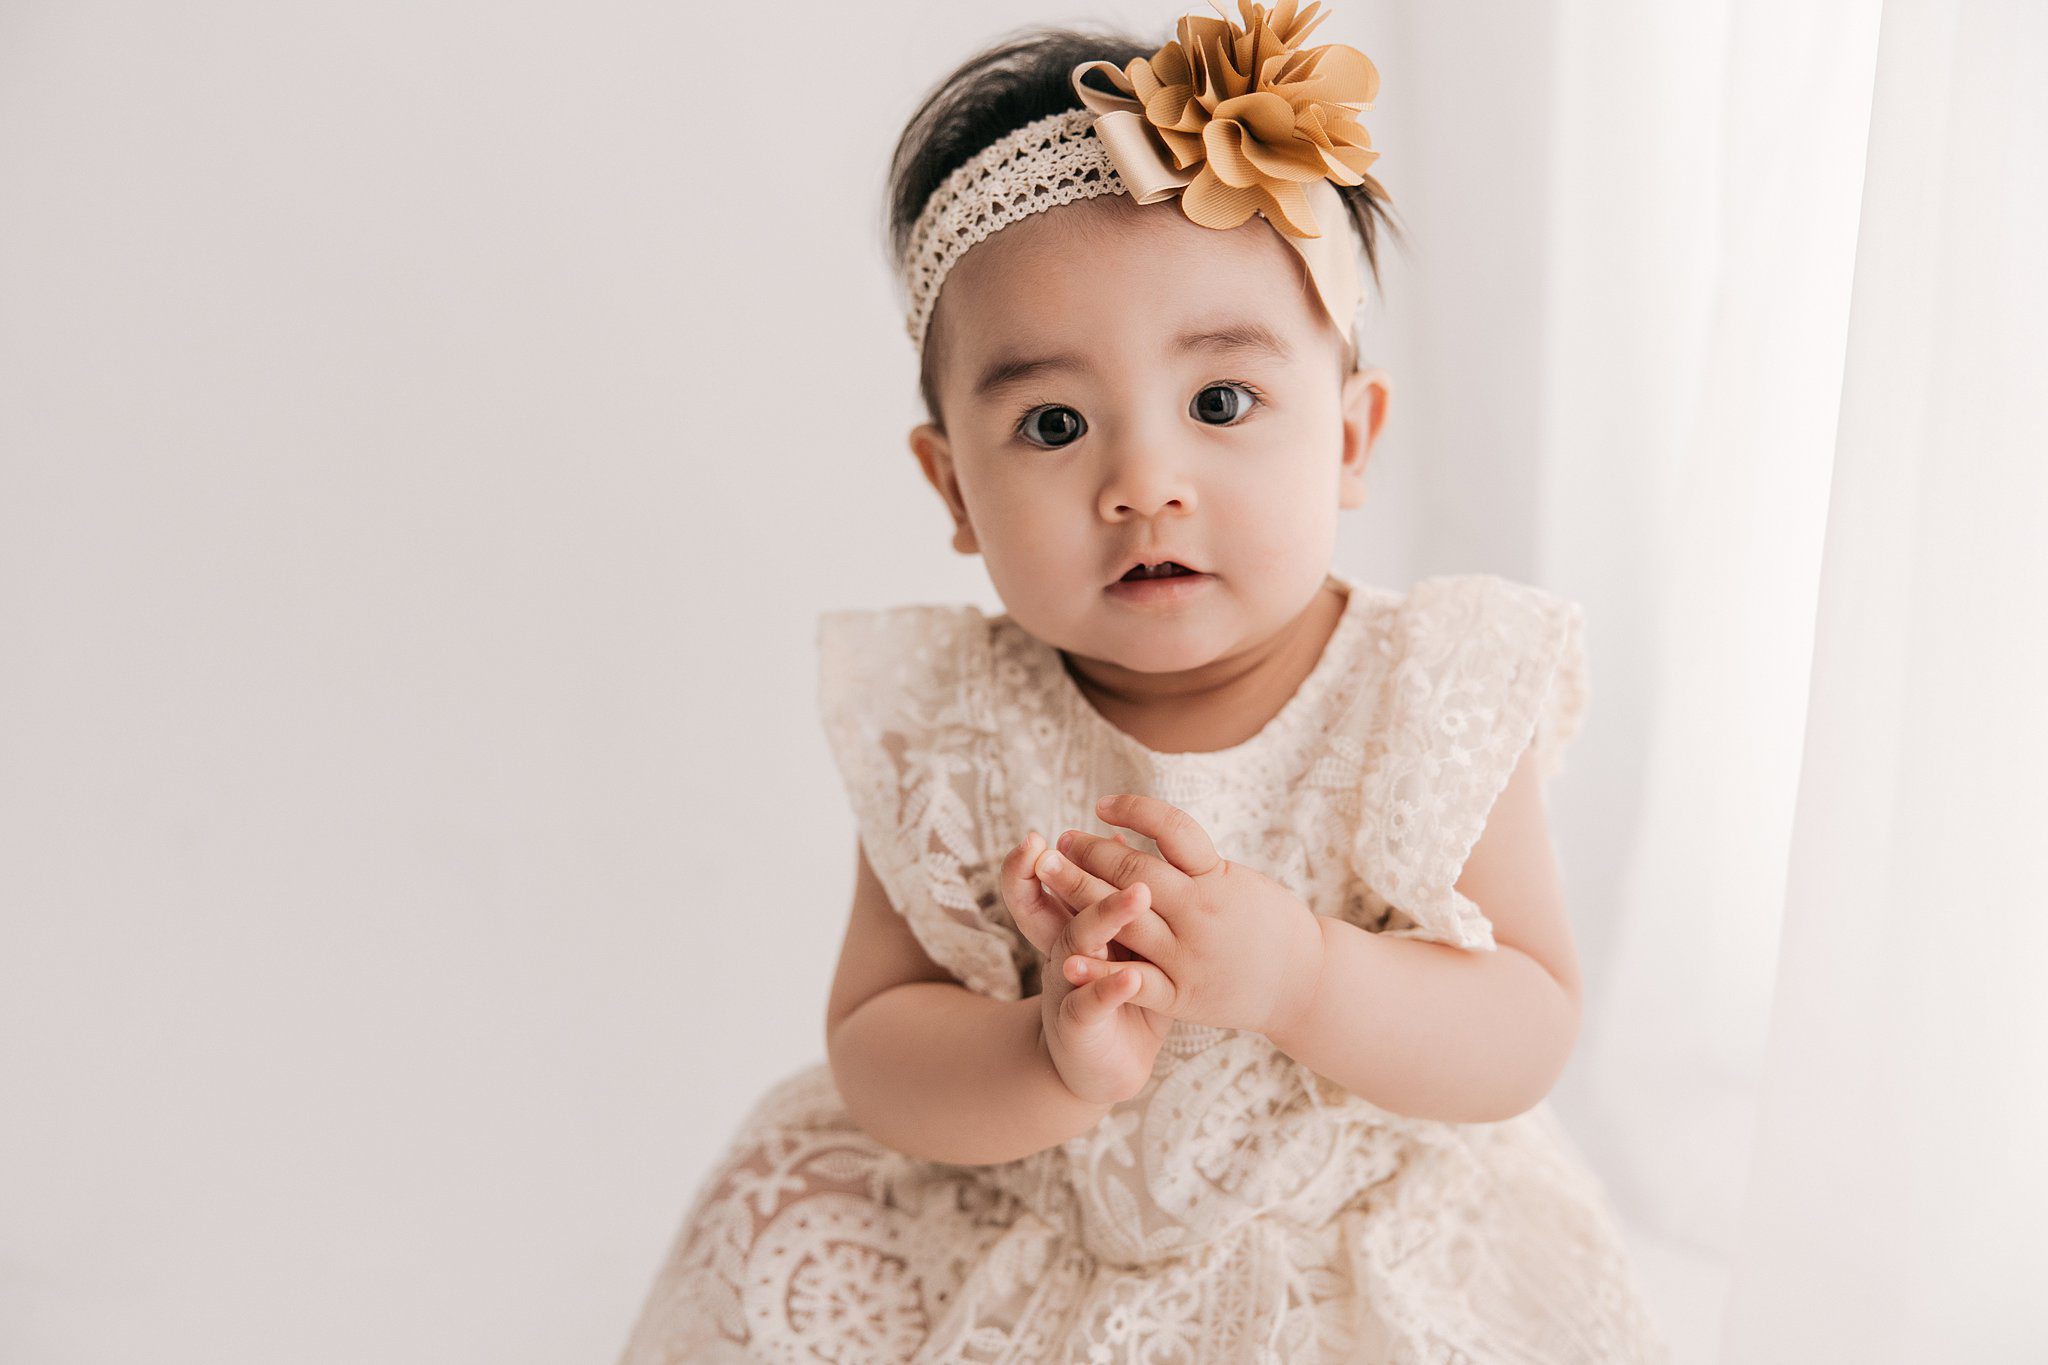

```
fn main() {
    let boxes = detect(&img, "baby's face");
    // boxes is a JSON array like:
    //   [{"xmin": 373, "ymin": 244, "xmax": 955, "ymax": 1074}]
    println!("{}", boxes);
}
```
[{"xmin": 910, "ymin": 192, "xmax": 1389, "ymax": 679}]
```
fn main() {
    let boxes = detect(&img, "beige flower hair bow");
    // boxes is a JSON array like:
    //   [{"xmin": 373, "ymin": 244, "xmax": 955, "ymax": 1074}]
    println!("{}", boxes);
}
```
[{"xmin": 1070, "ymin": 0, "xmax": 1383, "ymax": 339}]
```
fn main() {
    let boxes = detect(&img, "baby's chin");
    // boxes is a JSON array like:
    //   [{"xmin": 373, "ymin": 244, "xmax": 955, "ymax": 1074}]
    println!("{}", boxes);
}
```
[{"xmin": 1057, "ymin": 616, "xmax": 1252, "ymax": 680}]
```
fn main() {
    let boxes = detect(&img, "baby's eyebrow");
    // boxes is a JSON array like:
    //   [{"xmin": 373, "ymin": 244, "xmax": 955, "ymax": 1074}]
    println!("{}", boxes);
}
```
[
  {"xmin": 972, "ymin": 351, "xmax": 1085, "ymax": 400},
  {"xmin": 970, "ymin": 318, "xmax": 1294, "ymax": 400},
  {"xmin": 1171, "ymin": 320, "xmax": 1295, "ymax": 365}
]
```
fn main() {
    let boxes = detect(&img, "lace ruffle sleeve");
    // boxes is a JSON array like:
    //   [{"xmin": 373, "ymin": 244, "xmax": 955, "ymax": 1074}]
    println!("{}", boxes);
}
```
[
  {"xmin": 1351, "ymin": 574, "xmax": 1589, "ymax": 951},
  {"xmin": 816, "ymin": 605, "xmax": 1028, "ymax": 1001}
]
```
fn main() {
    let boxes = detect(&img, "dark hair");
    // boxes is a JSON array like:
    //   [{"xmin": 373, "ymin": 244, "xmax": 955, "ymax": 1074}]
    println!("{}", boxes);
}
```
[{"xmin": 883, "ymin": 24, "xmax": 1405, "ymax": 428}]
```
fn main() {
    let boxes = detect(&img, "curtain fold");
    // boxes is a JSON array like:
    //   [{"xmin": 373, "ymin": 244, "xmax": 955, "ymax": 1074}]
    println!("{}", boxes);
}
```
[
  {"xmin": 1716, "ymin": 0, "xmax": 2048, "ymax": 1356},
  {"xmin": 1533, "ymin": 4, "xmax": 1879, "ymax": 1354}
]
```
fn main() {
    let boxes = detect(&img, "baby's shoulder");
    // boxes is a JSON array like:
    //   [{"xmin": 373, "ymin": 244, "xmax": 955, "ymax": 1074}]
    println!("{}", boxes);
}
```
[
  {"xmin": 1369, "ymin": 572, "xmax": 1584, "ymax": 679},
  {"xmin": 1330, "ymin": 570, "xmax": 1582, "ymax": 681},
  {"xmin": 1390, "ymin": 571, "xmax": 1580, "ymax": 627},
  {"xmin": 1369, "ymin": 570, "xmax": 1589, "ymax": 782},
  {"xmin": 816, "ymin": 600, "xmax": 1001, "ymax": 678},
  {"xmin": 816, "ymin": 598, "xmax": 991, "ymax": 653},
  {"xmin": 816, "ymin": 599, "xmax": 1005, "ymax": 738}
]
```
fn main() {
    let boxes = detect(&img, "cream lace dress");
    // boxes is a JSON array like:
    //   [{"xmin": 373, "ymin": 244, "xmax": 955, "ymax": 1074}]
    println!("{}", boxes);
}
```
[{"xmin": 619, "ymin": 571, "xmax": 1671, "ymax": 1364}]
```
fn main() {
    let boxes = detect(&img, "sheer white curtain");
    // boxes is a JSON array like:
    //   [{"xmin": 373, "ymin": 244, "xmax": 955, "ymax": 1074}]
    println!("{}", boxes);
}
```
[
  {"xmin": 1529, "ymin": 0, "xmax": 1878, "ymax": 1351},
  {"xmin": 1526, "ymin": 0, "xmax": 2048, "ymax": 1356},
  {"xmin": 1717, "ymin": 0, "xmax": 2048, "ymax": 1356}
]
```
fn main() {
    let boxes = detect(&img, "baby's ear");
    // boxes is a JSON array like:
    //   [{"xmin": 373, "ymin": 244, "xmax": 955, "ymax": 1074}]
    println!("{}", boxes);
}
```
[
  {"xmin": 908, "ymin": 422, "xmax": 979, "ymax": 554},
  {"xmin": 1337, "ymin": 368, "xmax": 1393, "ymax": 509}
]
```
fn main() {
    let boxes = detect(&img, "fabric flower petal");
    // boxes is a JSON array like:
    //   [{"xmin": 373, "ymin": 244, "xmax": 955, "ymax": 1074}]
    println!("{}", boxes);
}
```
[
  {"xmin": 1058, "ymin": 0, "xmax": 1384, "ymax": 341},
  {"xmin": 1113, "ymin": 2, "xmax": 1383, "ymax": 230},
  {"xmin": 1201, "ymin": 119, "xmax": 1262, "ymax": 189},
  {"xmin": 1274, "ymin": 43, "xmax": 1379, "ymax": 107},
  {"xmin": 1214, "ymin": 90, "xmax": 1303, "ymax": 148},
  {"xmin": 1144, "ymin": 81, "xmax": 1203, "ymax": 133},
  {"xmin": 1258, "ymin": 178, "xmax": 1322, "ymax": 236},
  {"xmin": 1180, "ymin": 162, "xmax": 1266, "ymax": 229},
  {"xmin": 1147, "ymin": 37, "xmax": 1192, "ymax": 91}
]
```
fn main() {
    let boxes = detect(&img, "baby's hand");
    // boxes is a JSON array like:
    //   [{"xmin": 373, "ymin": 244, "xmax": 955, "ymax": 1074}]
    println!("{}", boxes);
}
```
[
  {"xmin": 1001, "ymin": 831, "xmax": 1172, "ymax": 1106},
  {"xmin": 1047, "ymin": 795, "xmax": 1326, "ymax": 1039}
]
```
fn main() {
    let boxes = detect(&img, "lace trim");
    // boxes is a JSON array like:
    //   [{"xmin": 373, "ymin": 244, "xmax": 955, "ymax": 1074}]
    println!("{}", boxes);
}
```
[
  {"xmin": 898, "ymin": 108, "xmax": 1124, "ymax": 350},
  {"xmin": 1350, "ymin": 574, "xmax": 1589, "ymax": 951},
  {"xmin": 815, "ymin": 606, "xmax": 1027, "ymax": 1001}
]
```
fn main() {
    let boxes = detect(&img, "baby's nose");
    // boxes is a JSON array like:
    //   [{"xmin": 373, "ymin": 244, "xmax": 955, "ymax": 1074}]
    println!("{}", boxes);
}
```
[{"xmin": 1097, "ymin": 444, "xmax": 1197, "ymax": 521}]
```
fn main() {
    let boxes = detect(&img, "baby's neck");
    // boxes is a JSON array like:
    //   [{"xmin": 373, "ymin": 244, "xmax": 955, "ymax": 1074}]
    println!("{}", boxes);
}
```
[{"xmin": 1062, "ymin": 579, "xmax": 1349, "ymax": 754}]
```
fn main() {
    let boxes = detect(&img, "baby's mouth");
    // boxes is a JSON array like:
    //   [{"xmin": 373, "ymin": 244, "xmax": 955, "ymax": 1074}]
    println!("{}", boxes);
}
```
[{"xmin": 1118, "ymin": 562, "xmax": 1198, "ymax": 582}]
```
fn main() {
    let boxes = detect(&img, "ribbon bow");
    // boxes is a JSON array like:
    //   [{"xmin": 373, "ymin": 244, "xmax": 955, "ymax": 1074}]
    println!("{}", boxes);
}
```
[{"xmin": 1067, "ymin": 0, "xmax": 1382, "ymax": 345}]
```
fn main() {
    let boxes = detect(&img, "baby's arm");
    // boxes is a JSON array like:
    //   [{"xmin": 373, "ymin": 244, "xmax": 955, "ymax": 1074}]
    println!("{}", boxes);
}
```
[
  {"xmin": 1264, "ymin": 742, "xmax": 1585, "ymax": 1123},
  {"xmin": 825, "ymin": 842, "xmax": 1113, "ymax": 1165},
  {"xmin": 830, "ymin": 986, "xmax": 1113, "ymax": 1165}
]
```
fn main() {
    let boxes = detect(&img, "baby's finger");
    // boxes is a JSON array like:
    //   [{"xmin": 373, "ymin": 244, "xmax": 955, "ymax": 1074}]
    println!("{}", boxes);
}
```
[
  {"xmin": 1061, "ymin": 962, "xmax": 1144, "ymax": 1029},
  {"xmin": 1034, "ymin": 844, "xmax": 1120, "ymax": 916},
  {"xmin": 1004, "ymin": 832, "xmax": 1072, "ymax": 955},
  {"xmin": 1057, "ymin": 828, "xmax": 1185, "ymax": 898},
  {"xmin": 1094, "ymin": 793, "xmax": 1223, "ymax": 878},
  {"xmin": 1063, "ymin": 954, "xmax": 1176, "ymax": 1015},
  {"xmin": 1062, "ymin": 881, "xmax": 1150, "ymax": 959},
  {"xmin": 1061, "ymin": 882, "xmax": 1177, "ymax": 970},
  {"xmin": 1104, "ymin": 896, "xmax": 1178, "ymax": 968}
]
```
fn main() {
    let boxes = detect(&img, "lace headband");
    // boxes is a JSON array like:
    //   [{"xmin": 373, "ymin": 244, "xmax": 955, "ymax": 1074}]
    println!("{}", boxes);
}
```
[{"xmin": 898, "ymin": 0, "xmax": 1384, "ymax": 358}]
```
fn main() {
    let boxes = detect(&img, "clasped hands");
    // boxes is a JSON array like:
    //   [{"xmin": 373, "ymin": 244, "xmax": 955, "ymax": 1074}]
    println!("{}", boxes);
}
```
[{"xmin": 1004, "ymin": 793, "xmax": 1327, "ymax": 1047}]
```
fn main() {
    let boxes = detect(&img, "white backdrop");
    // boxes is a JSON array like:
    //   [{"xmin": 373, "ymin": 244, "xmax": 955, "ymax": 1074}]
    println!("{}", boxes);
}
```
[{"xmin": 4, "ymin": 1, "xmax": 2042, "ymax": 1361}]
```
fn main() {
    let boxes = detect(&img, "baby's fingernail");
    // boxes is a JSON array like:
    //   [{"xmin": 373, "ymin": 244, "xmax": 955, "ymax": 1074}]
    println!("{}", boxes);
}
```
[{"xmin": 1036, "ymin": 849, "xmax": 1064, "ymax": 878}]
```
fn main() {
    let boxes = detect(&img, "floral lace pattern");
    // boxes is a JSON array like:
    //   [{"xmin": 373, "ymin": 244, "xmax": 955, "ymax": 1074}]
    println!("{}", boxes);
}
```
[
  {"xmin": 1353, "ymin": 575, "xmax": 1589, "ymax": 951},
  {"xmin": 618, "ymin": 572, "xmax": 1669, "ymax": 1364}
]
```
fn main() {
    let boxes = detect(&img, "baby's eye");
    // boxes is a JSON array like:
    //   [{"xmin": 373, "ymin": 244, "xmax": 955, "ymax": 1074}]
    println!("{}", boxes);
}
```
[
  {"xmin": 1191, "ymin": 381, "xmax": 1263, "ymax": 426},
  {"xmin": 1016, "ymin": 405, "xmax": 1087, "ymax": 449}
]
